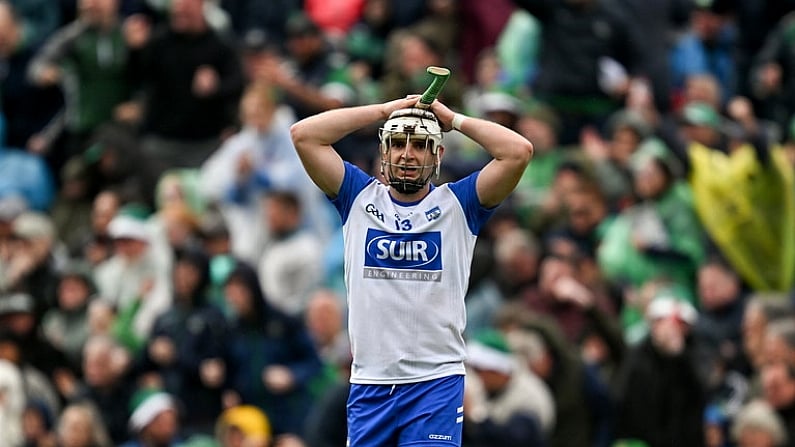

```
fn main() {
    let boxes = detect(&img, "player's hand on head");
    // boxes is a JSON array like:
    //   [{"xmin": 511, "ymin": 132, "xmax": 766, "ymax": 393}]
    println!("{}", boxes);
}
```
[
  {"xmin": 428, "ymin": 100, "xmax": 456, "ymax": 132},
  {"xmin": 381, "ymin": 95, "xmax": 421, "ymax": 119}
]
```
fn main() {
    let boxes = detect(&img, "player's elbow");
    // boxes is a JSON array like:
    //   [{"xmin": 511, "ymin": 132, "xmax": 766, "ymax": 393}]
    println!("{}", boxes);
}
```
[
  {"xmin": 290, "ymin": 121, "xmax": 310, "ymax": 149},
  {"xmin": 514, "ymin": 139, "xmax": 534, "ymax": 166}
]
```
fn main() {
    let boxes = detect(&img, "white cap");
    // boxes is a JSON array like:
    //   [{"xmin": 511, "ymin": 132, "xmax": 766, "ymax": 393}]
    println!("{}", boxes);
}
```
[
  {"xmin": 646, "ymin": 296, "xmax": 698, "ymax": 325},
  {"xmin": 466, "ymin": 341, "xmax": 515, "ymax": 374},
  {"xmin": 129, "ymin": 392, "xmax": 175, "ymax": 432},
  {"xmin": 107, "ymin": 215, "xmax": 149, "ymax": 242}
]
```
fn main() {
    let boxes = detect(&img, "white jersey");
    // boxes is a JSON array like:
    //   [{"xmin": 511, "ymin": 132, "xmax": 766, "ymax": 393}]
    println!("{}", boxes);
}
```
[{"xmin": 332, "ymin": 162, "xmax": 494, "ymax": 384}]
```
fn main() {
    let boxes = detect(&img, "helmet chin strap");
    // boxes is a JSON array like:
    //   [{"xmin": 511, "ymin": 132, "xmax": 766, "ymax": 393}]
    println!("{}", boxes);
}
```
[
  {"xmin": 390, "ymin": 178, "xmax": 424, "ymax": 194},
  {"xmin": 380, "ymin": 159, "xmax": 433, "ymax": 194}
]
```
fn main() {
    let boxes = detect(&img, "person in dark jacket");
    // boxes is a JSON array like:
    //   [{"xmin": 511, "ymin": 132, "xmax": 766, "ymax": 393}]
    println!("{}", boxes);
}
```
[
  {"xmin": 136, "ymin": 0, "xmax": 244, "ymax": 175},
  {"xmin": 613, "ymin": 293, "xmax": 707, "ymax": 447},
  {"xmin": 137, "ymin": 246, "xmax": 229, "ymax": 435},
  {"xmin": 222, "ymin": 260, "xmax": 323, "ymax": 437}
]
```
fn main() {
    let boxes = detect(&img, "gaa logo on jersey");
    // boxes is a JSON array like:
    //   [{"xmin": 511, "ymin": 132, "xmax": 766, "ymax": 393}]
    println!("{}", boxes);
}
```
[{"xmin": 364, "ymin": 229, "xmax": 442, "ymax": 271}]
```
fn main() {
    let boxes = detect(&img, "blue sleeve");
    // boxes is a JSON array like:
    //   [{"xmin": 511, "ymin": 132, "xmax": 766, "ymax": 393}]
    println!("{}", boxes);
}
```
[
  {"xmin": 330, "ymin": 161, "xmax": 375, "ymax": 226},
  {"xmin": 447, "ymin": 171, "xmax": 495, "ymax": 236}
]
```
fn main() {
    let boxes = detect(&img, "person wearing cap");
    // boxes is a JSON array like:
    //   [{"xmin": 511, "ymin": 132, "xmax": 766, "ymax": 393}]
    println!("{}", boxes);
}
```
[
  {"xmin": 121, "ymin": 388, "xmax": 182, "ymax": 447},
  {"xmin": 613, "ymin": 289, "xmax": 708, "ymax": 447},
  {"xmin": 93, "ymin": 213, "xmax": 171, "ymax": 350},
  {"xmin": 463, "ymin": 329, "xmax": 555, "ymax": 447},
  {"xmin": 475, "ymin": 90, "xmax": 524, "ymax": 130},
  {"xmin": 215, "ymin": 405, "xmax": 272, "ymax": 447},
  {"xmin": 678, "ymin": 101, "xmax": 725, "ymax": 150}
]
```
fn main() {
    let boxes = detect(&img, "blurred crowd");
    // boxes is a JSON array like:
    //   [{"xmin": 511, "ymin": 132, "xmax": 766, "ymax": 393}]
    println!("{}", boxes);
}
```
[{"xmin": 1, "ymin": 0, "xmax": 795, "ymax": 446}]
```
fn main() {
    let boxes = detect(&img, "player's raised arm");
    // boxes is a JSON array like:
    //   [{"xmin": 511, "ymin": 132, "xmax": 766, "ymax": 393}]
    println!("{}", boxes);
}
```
[
  {"xmin": 428, "ymin": 101, "xmax": 534, "ymax": 208},
  {"xmin": 290, "ymin": 96, "xmax": 422, "ymax": 197}
]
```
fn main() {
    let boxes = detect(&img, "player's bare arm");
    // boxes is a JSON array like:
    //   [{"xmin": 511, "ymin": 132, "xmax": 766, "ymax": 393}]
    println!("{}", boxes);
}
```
[
  {"xmin": 428, "ymin": 101, "xmax": 534, "ymax": 208},
  {"xmin": 290, "ymin": 95, "xmax": 422, "ymax": 197}
]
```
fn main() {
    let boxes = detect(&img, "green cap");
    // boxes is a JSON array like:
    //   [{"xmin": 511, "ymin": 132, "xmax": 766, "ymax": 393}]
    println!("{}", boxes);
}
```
[
  {"xmin": 630, "ymin": 138, "xmax": 683, "ymax": 178},
  {"xmin": 117, "ymin": 202, "xmax": 152, "ymax": 220},
  {"xmin": 467, "ymin": 329, "xmax": 515, "ymax": 373},
  {"xmin": 128, "ymin": 387, "xmax": 175, "ymax": 432},
  {"xmin": 681, "ymin": 101, "xmax": 721, "ymax": 129}
]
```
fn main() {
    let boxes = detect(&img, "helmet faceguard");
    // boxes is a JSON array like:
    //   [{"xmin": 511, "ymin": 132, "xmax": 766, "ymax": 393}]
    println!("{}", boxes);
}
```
[{"xmin": 378, "ymin": 108, "xmax": 443, "ymax": 194}]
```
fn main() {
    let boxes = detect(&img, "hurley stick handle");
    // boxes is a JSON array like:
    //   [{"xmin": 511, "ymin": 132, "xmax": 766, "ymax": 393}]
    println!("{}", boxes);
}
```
[{"xmin": 417, "ymin": 66, "xmax": 451, "ymax": 109}]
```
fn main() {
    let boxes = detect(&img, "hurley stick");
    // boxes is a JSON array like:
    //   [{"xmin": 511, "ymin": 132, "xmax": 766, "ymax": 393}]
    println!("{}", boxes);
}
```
[{"xmin": 417, "ymin": 66, "xmax": 451, "ymax": 109}]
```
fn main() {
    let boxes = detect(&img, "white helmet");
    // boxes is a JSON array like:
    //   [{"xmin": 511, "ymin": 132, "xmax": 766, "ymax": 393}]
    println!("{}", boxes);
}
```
[{"xmin": 378, "ymin": 108, "xmax": 443, "ymax": 194}]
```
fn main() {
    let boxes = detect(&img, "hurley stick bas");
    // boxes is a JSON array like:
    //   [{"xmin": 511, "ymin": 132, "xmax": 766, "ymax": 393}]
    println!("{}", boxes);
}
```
[{"xmin": 417, "ymin": 66, "xmax": 451, "ymax": 109}]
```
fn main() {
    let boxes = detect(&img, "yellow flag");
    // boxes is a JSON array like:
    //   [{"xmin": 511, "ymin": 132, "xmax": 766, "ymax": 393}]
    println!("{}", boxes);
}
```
[{"xmin": 689, "ymin": 143, "xmax": 795, "ymax": 291}]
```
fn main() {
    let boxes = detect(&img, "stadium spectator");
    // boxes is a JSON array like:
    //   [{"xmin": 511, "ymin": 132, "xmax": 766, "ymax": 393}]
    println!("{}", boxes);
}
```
[
  {"xmin": 221, "ymin": 261, "xmax": 323, "ymax": 436},
  {"xmin": 136, "ymin": 0, "xmax": 244, "ymax": 176}
]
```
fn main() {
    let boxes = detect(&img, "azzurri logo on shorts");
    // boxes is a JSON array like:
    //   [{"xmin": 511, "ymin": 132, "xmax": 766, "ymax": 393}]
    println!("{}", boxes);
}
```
[{"xmin": 363, "ymin": 229, "xmax": 442, "ymax": 281}]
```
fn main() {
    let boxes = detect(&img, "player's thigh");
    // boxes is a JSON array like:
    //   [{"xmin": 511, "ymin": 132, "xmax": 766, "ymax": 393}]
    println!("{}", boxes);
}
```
[
  {"xmin": 398, "ymin": 375, "xmax": 464, "ymax": 446},
  {"xmin": 347, "ymin": 383, "xmax": 399, "ymax": 447}
]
